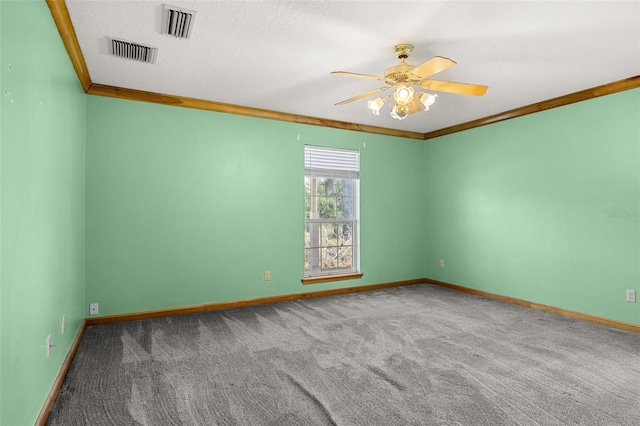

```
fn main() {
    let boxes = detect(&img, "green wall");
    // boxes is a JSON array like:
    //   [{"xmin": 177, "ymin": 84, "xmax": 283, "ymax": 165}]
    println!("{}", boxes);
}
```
[
  {"xmin": 85, "ymin": 96, "xmax": 425, "ymax": 316},
  {"xmin": 424, "ymin": 88, "xmax": 640, "ymax": 324},
  {"xmin": 0, "ymin": 1, "xmax": 86, "ymax": 425}
]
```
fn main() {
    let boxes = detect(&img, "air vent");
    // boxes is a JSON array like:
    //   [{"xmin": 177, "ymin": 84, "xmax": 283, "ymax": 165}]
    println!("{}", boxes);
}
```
[
  {"xmin": 110, "ymin": 38, "xmax": 158, "ymax": 64},
  {"xmin": 162, "ymin": 5, "xmax": 196, "ymax": 39}
]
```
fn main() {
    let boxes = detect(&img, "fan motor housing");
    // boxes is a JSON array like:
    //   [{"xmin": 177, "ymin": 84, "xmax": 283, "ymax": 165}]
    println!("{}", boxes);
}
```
[{"xmin": 384, "ymin": 62, "xmax": 417, "ymax": 84}]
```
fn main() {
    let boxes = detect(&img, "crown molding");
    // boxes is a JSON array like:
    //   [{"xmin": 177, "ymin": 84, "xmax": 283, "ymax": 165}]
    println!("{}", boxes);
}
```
[
  {"xmin": 423, "ymin": 75, "xmax": 640, "ymax": 140},
  {"xmin": 46, "ymin": 0, "xmax": 91, "ymax": 91},
  {"xmin": 86, "ymin": 83, "xmax": 425, "ymax": 139}
]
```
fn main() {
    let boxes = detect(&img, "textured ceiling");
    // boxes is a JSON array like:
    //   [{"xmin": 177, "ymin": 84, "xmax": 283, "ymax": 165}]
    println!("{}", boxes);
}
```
[{"xmin": 65, "ymin": 0, "xmax": 640, "ymax": 134}]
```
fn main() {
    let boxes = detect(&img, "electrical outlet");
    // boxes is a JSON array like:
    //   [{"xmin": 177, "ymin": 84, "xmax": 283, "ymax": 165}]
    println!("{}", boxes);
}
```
[
  {"xmin": 46, "ymin": 335, "xmax": 55, "ymax": 358},
  {"xmin": 61, "ymin": 314, "xmax": 66, "ymax": 334},
  {"xmin": 626, "ymin": 289, "xmax": 636, "ymax": 303},
  {"xmin": 264, "ymin": 270, "xmax": 271, "ymax": 281},
  {"xmin": 439, "ymin": 260, "xmax": 445, "ymax": 269},
  {"xmin": 89, "ymin": 303, "xmax": 99, "ymax": 315}
]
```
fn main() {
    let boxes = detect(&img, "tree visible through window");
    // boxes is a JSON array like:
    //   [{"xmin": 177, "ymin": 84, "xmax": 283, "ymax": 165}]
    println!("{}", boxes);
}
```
[{"xmin": 304, "ymin": 145, "xmax": 359, "ymax": 277}]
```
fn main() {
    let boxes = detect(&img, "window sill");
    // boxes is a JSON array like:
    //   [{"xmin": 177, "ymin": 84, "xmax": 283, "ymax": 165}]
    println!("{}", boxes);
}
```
[{"xmin": 301, "ymin": 272, "xmax": 364, "ymax": 285}]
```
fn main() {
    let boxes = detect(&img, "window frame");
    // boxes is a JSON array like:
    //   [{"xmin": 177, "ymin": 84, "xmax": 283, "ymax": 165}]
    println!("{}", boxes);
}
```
[{"xmin": 303, "ymin": 145, "xmax": 362, "ymax": 284}]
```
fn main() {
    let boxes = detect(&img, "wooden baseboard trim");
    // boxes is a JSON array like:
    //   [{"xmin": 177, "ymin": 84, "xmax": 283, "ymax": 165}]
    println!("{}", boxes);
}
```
[
  {"xmin": 85, "ymin": 278, "xmax": 425, "ymax": 325},
  {"xmin": 35, "ymin": 319, "xmax": 87, "ymax": 425},
  {"xmin": 424, "ymin": 278, "xmax": 640, "ymax": 334}
]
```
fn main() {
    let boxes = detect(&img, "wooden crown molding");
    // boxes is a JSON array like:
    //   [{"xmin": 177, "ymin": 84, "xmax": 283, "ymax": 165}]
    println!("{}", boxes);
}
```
[
  {"xmin": 46, "ymin": 0, "xmax": 91, "ymax": 92},
  {"xmin": 47, "ymin": 0, "xmax": 639, "ymax": 141},
  {"xmin": 86, "ymin": 84, "xmax": 424, "ymax": 139},
  {"xmin": 423, "ymin": 75, "xmax": 640, "ymax": 140}
]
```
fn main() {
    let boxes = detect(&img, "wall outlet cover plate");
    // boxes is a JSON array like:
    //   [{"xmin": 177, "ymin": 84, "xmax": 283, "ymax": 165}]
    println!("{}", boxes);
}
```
[
  {"xmin": 89, "ymin": 303, "xmax": 99, "ymax": 315},
  {"xmin": 626, "ymin": 289, "xmax": 636, "ymax": 303}
]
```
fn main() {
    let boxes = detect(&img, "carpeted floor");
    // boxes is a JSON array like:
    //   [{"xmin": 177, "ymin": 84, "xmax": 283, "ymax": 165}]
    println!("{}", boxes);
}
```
[{"xmin": 47, "ymin": 284, "xmax": 640, "ymax": 425}]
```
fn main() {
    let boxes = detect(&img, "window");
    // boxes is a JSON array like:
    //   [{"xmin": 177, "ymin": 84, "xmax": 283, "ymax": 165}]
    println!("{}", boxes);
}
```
[{"xmin": 304, "ymin": 145, "xmax": 361, "ymax": 282}]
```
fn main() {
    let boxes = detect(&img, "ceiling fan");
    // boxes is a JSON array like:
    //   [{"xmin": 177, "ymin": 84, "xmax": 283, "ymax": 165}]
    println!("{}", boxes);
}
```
[{"xmin": 331, "ymin": 44, "xmax": 488, "ymax": 120}]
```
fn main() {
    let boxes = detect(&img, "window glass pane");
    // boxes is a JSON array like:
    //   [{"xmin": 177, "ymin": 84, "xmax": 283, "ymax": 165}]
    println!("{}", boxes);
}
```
[
  {"xmin": 338, "ymin": 246, "xmax": 353, "ymax": 269},
  {"xmin": 305, "ymin": 195, "xmax": 311, "ymax": 219},
  {"xmin": 317, "ymin": 196, "xmax": 337, "ymax": 219},
  {"xmin": 320, "ymin": 247, "xmax": 337, "ymax": 271},
  {"xmin": 340, "ymin": 178, "xmax": 354, "ymax": 219},
  {"xmin": 306, "ymin": 222, "xmax": 318, "ymax": 247},
  {"xmin": 320, "ymin": 223, "xmax": 338, "ymax": 247},
  {"xmin": 338, "ymin": 197, "xmax": 354, "ymax": 219},
  {"xmin": 304, "ymin": 225, "xmax": 311, "ymax": 249},
  {"xmin": 305, "ymin": 247, "xmax": 321, "ymax": 273},
  {"xmin": 338, "ymin": 222, "xmax": 353, "ymax": 246}
]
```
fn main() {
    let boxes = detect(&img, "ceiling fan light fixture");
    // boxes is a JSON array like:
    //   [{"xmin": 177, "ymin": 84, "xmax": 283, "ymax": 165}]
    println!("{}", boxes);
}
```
[
  {"xmin": 332, "ymin": 44, "xmax": 487, "ymax": 121},
  {"xmin": 390, "ymin": 104, "xmax": 409, "ymax": 120},
  {"xmin": 393, "ymin": 85, "xmax": 414, "ymax": 105},
  {"xmin": 367, "ymin": 97, "xmax": 386, "ymax": 115},
  {"xmin": 419, "ymin": 92, "xmax": 438, "ymax": 110}
]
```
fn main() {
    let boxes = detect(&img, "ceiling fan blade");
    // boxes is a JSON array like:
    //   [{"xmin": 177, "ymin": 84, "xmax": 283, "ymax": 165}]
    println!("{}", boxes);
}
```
[
  {"xmin": 335, "ymin": 86, "xmax": 392, "ymax": 105},
  {"xmin": 420, "ymin": 79, "xmax": 488, "ymax": 96},
  {"xmin": 331, "ymin": 71, "xmax": 387, "ymax": 81},
  {"xmin": 407, "ymin": 56, "xmax": 456, "ymax": 80}
]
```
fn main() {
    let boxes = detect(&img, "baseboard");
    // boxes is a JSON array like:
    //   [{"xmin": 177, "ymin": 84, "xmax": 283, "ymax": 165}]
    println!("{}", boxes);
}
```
[
  {"xmin": 35, "ymin": 319, "xmax": 87, "ymax": 426},
  {"xmin": 85, "ymin": 277, "xmax": 640, "ymax": 332},
  {"xmin": 85, "ymin": 278, "xmax": 425, "ymax": 325},
  {"xmin": 424, "ymin": 278, "xmax": 640, "ymax": 334}
]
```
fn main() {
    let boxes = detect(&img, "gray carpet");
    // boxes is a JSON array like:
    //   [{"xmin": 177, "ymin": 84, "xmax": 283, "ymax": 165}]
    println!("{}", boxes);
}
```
[{"xmin": 47, "ymin": 284, "xmax": 640, "ymax": 425}]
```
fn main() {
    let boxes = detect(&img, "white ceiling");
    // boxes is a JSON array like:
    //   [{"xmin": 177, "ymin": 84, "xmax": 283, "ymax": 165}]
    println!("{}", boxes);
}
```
[{"xmin": 65, "ymin": 0, "xmax": 640, "ymax": 134}]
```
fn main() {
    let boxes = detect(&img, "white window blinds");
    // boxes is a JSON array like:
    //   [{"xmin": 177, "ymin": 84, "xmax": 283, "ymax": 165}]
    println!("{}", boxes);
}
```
[{"xmin": 304, "ymin": 145, "xmax": 359, "ymax": 179}]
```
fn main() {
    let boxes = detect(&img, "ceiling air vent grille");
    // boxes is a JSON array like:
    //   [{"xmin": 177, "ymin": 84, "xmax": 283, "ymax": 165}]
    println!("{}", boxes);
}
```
[
  {"xmin": 110, "ymin": 38, "xmax": 158, "ymax": 64},
  {"xmin": 162, "ymin": 5, "xmax": 197, "ymax": 39}
]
